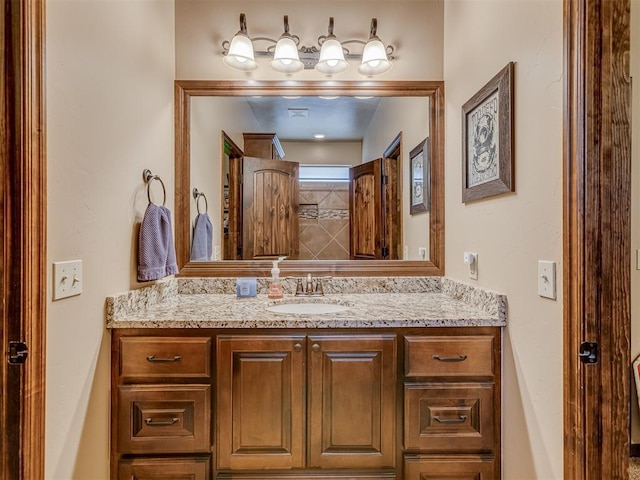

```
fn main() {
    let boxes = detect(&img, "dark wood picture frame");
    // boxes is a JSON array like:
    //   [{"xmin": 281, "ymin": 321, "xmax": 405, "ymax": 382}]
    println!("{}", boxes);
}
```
[
  {"xmin": 409, "ymin": 137, "xmax": 429, "ymax": 215},
  {"xmin": 462, "ymin": 62, "xmax": 514, "ymax": 203}
]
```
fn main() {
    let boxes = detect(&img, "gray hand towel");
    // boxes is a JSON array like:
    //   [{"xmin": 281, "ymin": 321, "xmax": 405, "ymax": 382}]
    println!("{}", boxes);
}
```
[
  {"xmin": 190, "ymin": 212, "xmax": 213, "ymax": 261},
  {"xmin": 137, "ymin": 204, "xmax": 179, "ymax": 282}
]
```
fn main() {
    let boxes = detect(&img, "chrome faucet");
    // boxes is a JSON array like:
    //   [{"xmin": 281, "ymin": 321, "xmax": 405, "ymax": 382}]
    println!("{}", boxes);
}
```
[{"xmin": 295, "ymin": 274, "xmax": 325, "ymax": 296}]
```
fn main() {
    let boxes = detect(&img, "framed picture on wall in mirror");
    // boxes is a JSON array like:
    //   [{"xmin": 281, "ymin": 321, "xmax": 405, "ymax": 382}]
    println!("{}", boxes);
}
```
[
  {"xmin": 462, "ymin": 62, "xmax": 515, "ymax": 203},
  {"xmin": 409, "ymin": 137, "xmax": 430, "ymax": 215}
]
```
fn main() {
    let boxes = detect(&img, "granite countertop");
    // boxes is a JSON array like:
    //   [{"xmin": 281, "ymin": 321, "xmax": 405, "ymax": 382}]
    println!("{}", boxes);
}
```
[{"xmin": 106, "ymin": 277, "xmax": 507, "ymax": 329}]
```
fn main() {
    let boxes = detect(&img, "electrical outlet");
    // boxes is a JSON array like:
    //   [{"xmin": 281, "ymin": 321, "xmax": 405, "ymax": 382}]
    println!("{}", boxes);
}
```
[
  {"xmin": 418, "ymin": 247, "xmax": 427, "ymax": 259},
  {"xmin": 538, "ymin": 260, "xmax": 556, "ymax": 300},
  {"xmin": 463, "ymin": 252, "xmax": 478, "ymax": 280},
  {"xmin": 403, "ymin": 246, "xmax": 409, "ymax": 260},
  {"xmin": 214, "ymin": 245, "xmax": 221, "ymax": 261},
  {"xmin": 53, "ymin": 260, "xmax": 83, "ymax": 300}
]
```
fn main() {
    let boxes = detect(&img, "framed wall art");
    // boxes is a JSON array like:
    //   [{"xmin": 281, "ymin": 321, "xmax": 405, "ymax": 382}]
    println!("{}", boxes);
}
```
[
  {"xmin": 462, "ymin": 62, "xmax": 515, "ymax": 203},
  {"xmin": 409, "ymin": 137, "xmax": 430, "ymax": 215}
]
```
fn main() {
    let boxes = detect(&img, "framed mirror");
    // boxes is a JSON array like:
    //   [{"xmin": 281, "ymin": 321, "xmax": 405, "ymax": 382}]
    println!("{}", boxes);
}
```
[{"xmin": 175, "ymin": 80, "xmax": 444, "ymax": 277}]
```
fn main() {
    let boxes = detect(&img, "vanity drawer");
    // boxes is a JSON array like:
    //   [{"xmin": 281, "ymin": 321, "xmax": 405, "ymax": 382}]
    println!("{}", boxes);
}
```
[
  {"xmin": 404, "ymin": 383, "xmax": 494, "ymax": 452},
  {"xmin": 404, "ymin": 335, "xmax": 494, "ymax": 378},
  {"xmin": 118, "ymin": 385, "xmax": 211, "ymax": 454},
  {"xmin": 118, "ymin": 456, "xmax": 210, "ymax": 480},
  {"xmin": 404, "ymin": 454, "xmax": 496, "ymax": 479},
  {"xmin": 119, "ymin": 336, "xmax": 211, "ymax": 381}
]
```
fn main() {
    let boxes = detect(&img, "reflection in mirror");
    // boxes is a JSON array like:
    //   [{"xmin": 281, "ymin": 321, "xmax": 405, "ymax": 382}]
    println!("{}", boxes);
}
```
[
  {"xmin": 190, "ymin": 95, "xmax": 430, "ymax": 262},
  {"xmin": 175, "ymin": 81, "xmax": 444, "ymax": 278}
]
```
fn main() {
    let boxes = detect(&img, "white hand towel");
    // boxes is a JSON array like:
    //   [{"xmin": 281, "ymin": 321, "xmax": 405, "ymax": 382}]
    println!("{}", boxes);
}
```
[
  {"xmin": 190, "ymin": 212, "xmax": 213, "ymax": 261},
  {"xmin": 137, "ymin": 204, "xmax": 179, "ymax": 282}
]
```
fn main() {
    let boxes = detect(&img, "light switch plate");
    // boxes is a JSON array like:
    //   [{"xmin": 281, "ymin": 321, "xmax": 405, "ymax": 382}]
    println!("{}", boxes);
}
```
[
  {"xmin": 53, "ymin": 260, "xmax": 83, "ymax": 300},
  {"xmin": 538, "ymin": 260, "xmax": 556, "ymax": 300}
]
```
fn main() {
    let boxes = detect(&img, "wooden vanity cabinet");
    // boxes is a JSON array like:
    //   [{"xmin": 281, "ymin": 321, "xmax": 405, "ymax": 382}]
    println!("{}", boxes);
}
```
[
  {"xmin": 402, "ymin": 335, "xmax": 500, "ymax": 479},
  {"xmin": 216, "ymin": 334, "xmax": 397, "ymax": 472},
  {"xmin": 111, "ymin": 334, "xmax": 213, "ymax": 480},
  {"xmin": 111, "ymin": 327, "xmax": 501, "ymax": 480}
]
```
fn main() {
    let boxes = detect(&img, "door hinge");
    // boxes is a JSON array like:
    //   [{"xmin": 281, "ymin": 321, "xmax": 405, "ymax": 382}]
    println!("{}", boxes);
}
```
[
  {"xmin": 382, "ymin": 175, "xmax": 388, "ymax": 185},
  {"xmin": 381, "ymin": 246, "xmax": 389, "ymax": 258},
  {"xmin": 579, "ymin": 341, "xmax": 598, "ymax": 364},
  {"xmin": 8, "ymin": 341, "xmax": 28, "ymax": 365}
]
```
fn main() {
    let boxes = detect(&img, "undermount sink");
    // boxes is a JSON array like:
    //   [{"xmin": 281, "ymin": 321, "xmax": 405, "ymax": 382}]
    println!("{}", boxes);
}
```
[{"xmin": 265, "ymin": 302, "xmax": 350, "ymax": 315}]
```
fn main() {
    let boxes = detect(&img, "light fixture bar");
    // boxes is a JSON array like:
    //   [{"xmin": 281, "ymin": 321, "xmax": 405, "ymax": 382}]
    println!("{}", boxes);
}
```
[{"xmin": 221, "ymin": 14, "xmax": 396, "ymax": 75}]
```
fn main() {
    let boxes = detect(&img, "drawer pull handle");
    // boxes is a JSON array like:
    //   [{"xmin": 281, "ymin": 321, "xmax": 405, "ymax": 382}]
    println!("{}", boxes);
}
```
[
  {"xmin": 145, "ymin": 417, "xmax": 180, "ymax": 426},
  {"xmin": 312, "ymin": 344, "xmax": 320, "ymax": 352},
  {"xmin": 434, "ymin": 415, "xmax": 467, "ymax": 424},
  {"xmin": 432, "ymin": 354, "xmax": 467, "ymax": 362},
  {"xmin": 146, "ymin": 355, "xmax": 182, "ymax": 363},
  {"xmin": 294, "ymin": 343, "xmax": 303, "ymax": 352}
]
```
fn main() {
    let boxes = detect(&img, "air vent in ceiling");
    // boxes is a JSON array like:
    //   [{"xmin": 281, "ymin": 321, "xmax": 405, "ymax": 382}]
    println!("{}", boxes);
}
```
[{"xmin": 288, "ymin": 108, "xmax": 309, "ymax": 118}]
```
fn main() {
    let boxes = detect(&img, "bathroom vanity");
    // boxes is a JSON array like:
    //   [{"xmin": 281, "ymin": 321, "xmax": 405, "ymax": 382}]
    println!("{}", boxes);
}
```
[{"xmin": 107, "ymin": 277, "xmax": 506, "ymax": 480}]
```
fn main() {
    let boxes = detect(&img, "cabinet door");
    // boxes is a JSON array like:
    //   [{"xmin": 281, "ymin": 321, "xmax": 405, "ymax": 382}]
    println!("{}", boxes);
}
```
[
  {"xmin": 308, "ymin": 334, "xmax": 397, "ymax": 469},
  {"xmin": 242, "ymin": 157, "xmax": 299, "ymax": 260},
  {"xmin": 217, "ymin": 335, "xmax": 306, "ymax": 470}
]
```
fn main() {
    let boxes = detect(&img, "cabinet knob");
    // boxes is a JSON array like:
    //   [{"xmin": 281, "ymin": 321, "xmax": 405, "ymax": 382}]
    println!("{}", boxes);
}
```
[
  {"xmin": 312, "ymin": 343, "xmax": 320, "ymax": 352},
  {"xmin": 294, "ymin": 343, "xmax": 302, "ymax": 352}
]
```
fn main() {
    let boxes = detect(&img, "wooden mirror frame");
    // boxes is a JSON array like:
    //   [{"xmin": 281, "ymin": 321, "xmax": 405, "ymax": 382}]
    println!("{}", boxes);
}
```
[{"xmin": 175, "ymin": 80, "xmax": 445, "ymax": 277}]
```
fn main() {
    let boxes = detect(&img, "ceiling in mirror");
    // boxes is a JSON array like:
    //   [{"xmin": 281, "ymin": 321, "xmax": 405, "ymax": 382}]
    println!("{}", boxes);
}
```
[{"xmin": 245, "ymin": 96, "xmax": 382, "ymax": 140}]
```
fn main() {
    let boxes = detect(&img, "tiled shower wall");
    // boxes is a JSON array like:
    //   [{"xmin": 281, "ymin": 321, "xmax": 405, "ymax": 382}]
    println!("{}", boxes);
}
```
[{"xmin": 298, "ymin": 182, "xmax": 350, "ymax": 260}]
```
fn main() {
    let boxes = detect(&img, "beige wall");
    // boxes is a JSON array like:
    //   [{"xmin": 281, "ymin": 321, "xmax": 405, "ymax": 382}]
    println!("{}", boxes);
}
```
[
  {"xmin": 281, "ymin": 141, "xmax": 362, "ymax": 166},
  {"xmin": 362, "ymin": 96, "xmax": 431, "ymax": 260},
  {"xmin": 175, "ymin": 0, "xmax": 444, "ymax": 81},
  {"xmin": 190, "ymin": 97, "xmax": 262, "ymax": 253},
  {"xmin": 444, "ymin": 1, "xmax": 563, "ymax": 478},
  {"xmin": 631, "ymin": 0, "xmax": 640, "ymax": 443},
  {"xmin": 46, "ymin": 1, "xmax": 175, "ymax": 478}
]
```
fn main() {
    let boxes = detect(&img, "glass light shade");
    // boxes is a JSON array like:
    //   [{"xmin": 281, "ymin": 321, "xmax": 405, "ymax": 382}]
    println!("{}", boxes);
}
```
[
  {"xmin": 270, "ymin": 36, "xmax": 304, "ymax": 73},
  {"xmin": 358, "ymin": 38, "xmax": 392, "ymax": 76},
  {"xmin": 223, "ymin": 33, "xmax": 257, "ymax": 71},
  {"xmin": 315, "ymin": 38, "xmax": 348, "ymax": 74}
]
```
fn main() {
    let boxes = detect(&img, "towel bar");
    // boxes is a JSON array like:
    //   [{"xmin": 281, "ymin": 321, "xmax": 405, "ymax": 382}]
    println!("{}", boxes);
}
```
[
  {"xmin": 143, "ymin": 169, "xmax": 166, "ymax": 206},
  {"xmin": 192, "ymin": 187, "xmax": 208, "ymax": 214}
]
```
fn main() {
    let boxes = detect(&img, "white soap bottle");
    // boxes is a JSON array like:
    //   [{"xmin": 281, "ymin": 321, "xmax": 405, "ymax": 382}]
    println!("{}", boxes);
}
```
[{"xmin": 268, "ymin": 256, "xmax": 286, "ymax": 299}]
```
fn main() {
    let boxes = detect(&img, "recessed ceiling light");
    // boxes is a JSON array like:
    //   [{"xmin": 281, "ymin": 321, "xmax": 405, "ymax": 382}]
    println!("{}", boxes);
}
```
[
  {"xmin": 282, "ymin": 95, "xmax": 301, "ymax": 99},
  {"xmin": 313, "ymin": 133, "xmax": 326, "ymax": 139},
  {"xmin": 319, "ymin": 96, "xmax": 339, "ymax": 100},
  {"xmin": 355, "ymin": 96, "xmax": 374, "ymax": 100}
]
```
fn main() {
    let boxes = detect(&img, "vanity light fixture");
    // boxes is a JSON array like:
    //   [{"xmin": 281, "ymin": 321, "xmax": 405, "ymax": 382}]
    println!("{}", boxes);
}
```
[
  {"xmin": 222, "ymin": 14, "xmax": 396, "ymax": 76},
  {"xmin": 222, "ymin": 14, "xmax": 258, "ymax": 71},
  {"xmin": 271, "ymin": 15, "xmax": 304, "ymax": 73}
]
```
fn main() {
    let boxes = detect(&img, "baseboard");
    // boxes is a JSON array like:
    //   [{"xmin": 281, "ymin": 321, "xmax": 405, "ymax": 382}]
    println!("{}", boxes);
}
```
[{"xmin": 631, "ymin": 443, "xmax": 640, "ymax": 457}]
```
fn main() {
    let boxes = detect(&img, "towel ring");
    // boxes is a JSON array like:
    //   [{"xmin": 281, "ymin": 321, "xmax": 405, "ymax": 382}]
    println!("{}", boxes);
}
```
[
  {"xmin": 143, "ymin": 169, "xmax": 166, "ymax": 206},
  {"xmin": 192, "ymin": 188, "xmax": 208, "ymax": 214}
]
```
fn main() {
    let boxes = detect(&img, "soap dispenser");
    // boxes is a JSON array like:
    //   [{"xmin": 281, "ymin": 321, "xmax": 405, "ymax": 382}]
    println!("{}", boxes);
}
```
[{"xmin": 268, "ymin": 256, "xmax": 286, "ymax": 299}]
